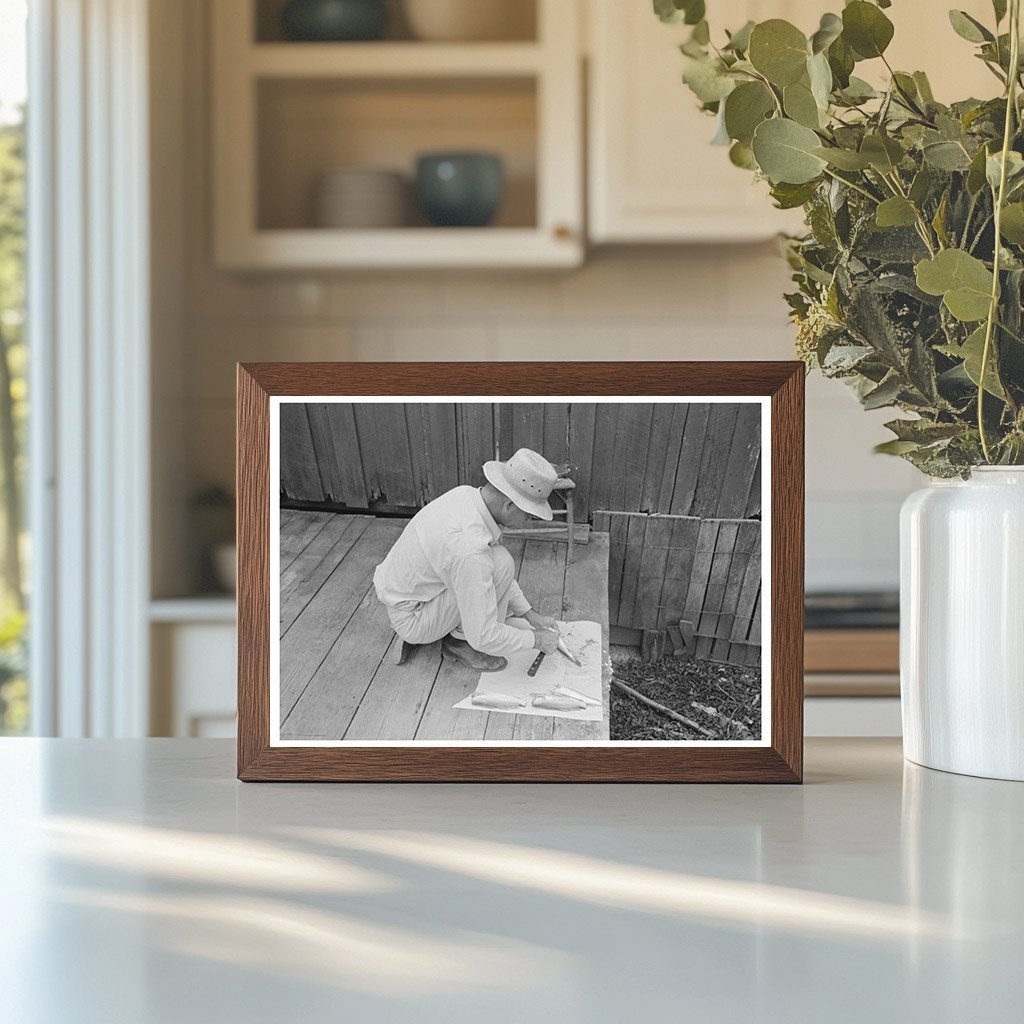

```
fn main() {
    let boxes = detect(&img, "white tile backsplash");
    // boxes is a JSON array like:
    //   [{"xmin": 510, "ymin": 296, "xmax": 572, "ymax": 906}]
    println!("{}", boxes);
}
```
[{"xmin": 182, "ymin": 248, "xmax": 918, "ymax": 592}]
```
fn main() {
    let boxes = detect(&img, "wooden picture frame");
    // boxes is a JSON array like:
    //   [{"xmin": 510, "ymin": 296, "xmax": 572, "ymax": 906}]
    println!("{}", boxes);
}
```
[{"xmin": 237, "ymin": 362, "xmax": 804, "ymax": 782}]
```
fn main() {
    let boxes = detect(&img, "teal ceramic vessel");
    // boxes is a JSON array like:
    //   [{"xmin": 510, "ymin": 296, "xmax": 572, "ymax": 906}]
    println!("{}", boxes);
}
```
[
  {"xmin": 280, "ymin": 0, "xmax": 388, "ymax": 42},
  {"xmin": 415, "ymin": 152, "xmax": 505, "ymax": 227}
]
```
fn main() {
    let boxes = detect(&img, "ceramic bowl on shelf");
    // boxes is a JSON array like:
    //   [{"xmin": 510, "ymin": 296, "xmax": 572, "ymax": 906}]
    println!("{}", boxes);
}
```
[
  {"xmin": 414, "ymin": 152, "xmax": 504, "ymax": 227},
  {"xmin": 315, "ymin": 167, "xmax": 408, "ymax": 229},
  {"xmin": 280, "ymin": 0, "xmax": 389, "ymax": 42},
  {"xmin": 403, "ymin": 0, "xmax": 535, "ymax": 42}
]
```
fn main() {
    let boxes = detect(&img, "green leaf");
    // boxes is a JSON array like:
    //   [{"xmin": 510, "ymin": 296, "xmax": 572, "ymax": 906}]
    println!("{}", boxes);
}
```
[
  {"xmin": 842, "ymin": 1, "xmax": 895, "ymax": 59},
  {"xmin": 837, "ymin": 76, "xmax": 879, "ymax": 104},
  {"xmin": 814, "ymin": 146, "xmax": 872, "ymax": 170},
  {"xmin": 729, "ymin": 140, "xmax": 757, "ymax": 169},
  {"xmin": 913, "ymin": 71, "xmax": 935, "ymax": 104},
  {"xmin": 724, "ymin": 20, "xmax": 755, "ymax": 53},
  {"xmin": 922, "ymin": 140, "xmax": 973, "ymax": 171},
  {"xmin": 891, "ymin": 72, "xmax": 921, "ymax": 107},
  {"xmin": 993, "ymin": 0, "xmax": 1008, "ymax": 24},
  {"xmin": 810, "ymin": 12, "xmax": 843, "ymax": 54},
  {"xmin": 827, "ymin": 35, "xmax": 856, "ymax": 88},
  {"xmin": 748, "ymin": 20, "xmax": 809, "ymax": 86},
  {"xmin": 1000, "ymin": 203, "xmax": 1024, "ymax": 245},
  {"xmin": 932, "ymin": 190, "xmax": 950, "ymax": 247},
  {"xmin": 939, "ymin": 325, "xmax": 1006, "ymax": 398},
  {"xmin": 862, "ymin": 374, "xmax": 903, "ymax": 409},
  {"xmin": 986, "ymin": 150, "xmax": 1024, "ymax": 191},
  {"xmin": 967, "ymin": 144, "xmax": 991, "ymax": 194},
  {"xmin": 915, "ymin": 250, "xmax": 994, "ymax": 322},
  {"xmin": 876, "ymin": 197, "xmax": 918, "ymax": 228},
  {"xmin": 723, "ymin": 81, "xmax": 775, "ymax": 144},
  {"xmin": 948, "ymin": 10, "xmax": 994, "ymax": 44},
  {"xmin": 711, "ymin": 109, "xmax": 731, "ymax": 145},
  {"xmin": 770, "ymin": 180, "xmax": 820, "ymax": 209},
  {"xmin": 751, "ymin": 118, "xmax": 828, "ymax": 184},
  {"xmin": 653, "ymin": 0, "xmax": 705, "ymax": 26},
  {"xmin": 884, "ymin": 418, "xmax": 964, "ymax": 443},
  {"xmin": 691, "ymin": 19, "xmax": 710, "ymax": 45},
  {"xmin": 860, "ymin": 133, "xmax": 904, "ymax": 173},
  {"xmin": 808, "ymin": 51, "xmax": 833, "ymax": 108},
  {"xmin": 909, "ymin": 164, "xmax": 933, "ymax": 205},
  {"xmin": 682, "ymin": 57, "xmax": 736, "ymax": 104},
  {"xmin": 684, "ymin": 2, "xmax": 706, "ymax": 27},
  {"xmin": 784, "ymin": 80, "xmax": 824, "ymax": 129},
  {"xmin": 875, "ymin": 439, "xmax": 922, "ymax": 455}
]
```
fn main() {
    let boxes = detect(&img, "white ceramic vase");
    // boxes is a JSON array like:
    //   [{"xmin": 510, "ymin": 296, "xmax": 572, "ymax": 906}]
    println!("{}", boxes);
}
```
[{"xmin": 900, "ymin": 467, "xmax": 1024, "ymax": 780}]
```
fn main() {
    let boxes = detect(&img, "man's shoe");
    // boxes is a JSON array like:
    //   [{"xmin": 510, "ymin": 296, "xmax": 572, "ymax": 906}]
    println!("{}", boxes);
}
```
[{"xmin": 442, "ymin": 635, "xmax": 508, "ymax": 672}]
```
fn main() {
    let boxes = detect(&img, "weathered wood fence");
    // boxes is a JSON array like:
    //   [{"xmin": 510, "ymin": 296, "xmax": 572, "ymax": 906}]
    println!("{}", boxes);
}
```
[
  {"xmin": 594, "ymin": 511, "xmax": 761, "ymax": 667},
  {"xmin": 280, "ymin": 401, "xmax": 761, "ymax": 520}
]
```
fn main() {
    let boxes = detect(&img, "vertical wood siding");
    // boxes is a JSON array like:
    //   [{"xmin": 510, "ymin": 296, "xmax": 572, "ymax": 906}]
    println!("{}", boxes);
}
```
[
  {"xmin": 594, "ymin": 510, "xmax": 762, "ymax": 668},
  {"xmin": 280, "ymin": 401, "xmax": 761, "ymax": 522}
]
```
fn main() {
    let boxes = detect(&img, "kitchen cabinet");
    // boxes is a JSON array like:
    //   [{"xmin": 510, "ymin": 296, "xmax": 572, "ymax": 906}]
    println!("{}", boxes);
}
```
[
  {"xmin": 211, "ymin": 0, "xmax": 583, "ymax": 269},
  {"xmin": 587, "ymin": 0, "xmax": 812, "ymax": 243},
  {"xmin": 586, "ymin": 0, "xmax": 999, "ymax": 244},
  {"xmin": 150, "ymin": 601, "xmax": 237, "ymax": 738}
]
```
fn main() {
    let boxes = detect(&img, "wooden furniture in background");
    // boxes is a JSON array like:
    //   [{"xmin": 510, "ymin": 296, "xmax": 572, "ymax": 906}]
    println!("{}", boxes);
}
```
[
  {"xmin": 805, "ymin": 630, "xmax": 900, "ymax": 675},
  {"xmin": 211, "ymin": 0, "xmax": 582, "ymax": 268},
  {"xmin": 804, "ymin": 629, "xmax": 900, "ymax": 697}
]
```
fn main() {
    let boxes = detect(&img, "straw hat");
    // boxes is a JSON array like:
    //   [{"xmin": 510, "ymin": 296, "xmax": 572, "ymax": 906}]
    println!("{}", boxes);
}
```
[{"xmin": 483, "ymin": 448, "xmax": 557, "ymax": 521}]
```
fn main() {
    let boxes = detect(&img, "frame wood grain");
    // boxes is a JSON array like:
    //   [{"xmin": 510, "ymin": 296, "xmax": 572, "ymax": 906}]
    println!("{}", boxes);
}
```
[{"xmin": 237, "ymin": 362, "xmax": 804, "ymax": 782}]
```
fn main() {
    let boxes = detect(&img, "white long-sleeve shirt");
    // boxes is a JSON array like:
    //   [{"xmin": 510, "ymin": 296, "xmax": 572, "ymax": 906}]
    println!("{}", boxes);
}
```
[{"xmin": 372, "ymin": 486, "xmax": 535, "ymax": 656}]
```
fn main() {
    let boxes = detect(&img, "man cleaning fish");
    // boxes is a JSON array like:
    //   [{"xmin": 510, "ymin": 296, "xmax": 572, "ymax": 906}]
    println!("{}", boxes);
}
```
[{"xmin": 372, "ymin": 447, "xmax": 566, "ymax": 672}]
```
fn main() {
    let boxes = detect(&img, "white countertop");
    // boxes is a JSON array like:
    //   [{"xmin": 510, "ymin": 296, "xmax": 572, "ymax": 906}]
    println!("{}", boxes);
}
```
[{"xmin": 1, "ymin": 738, "xmax": 1020, "ymax": 1023}]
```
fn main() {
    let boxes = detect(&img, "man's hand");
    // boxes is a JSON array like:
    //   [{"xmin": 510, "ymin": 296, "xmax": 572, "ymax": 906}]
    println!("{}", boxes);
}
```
[
  {"xmin": 525, "ymin": 609, "xmax": 559, "ymax": 633},
  {"xmin": 533, "ymin": 628, "xmax": 559, "ymax": 654}
]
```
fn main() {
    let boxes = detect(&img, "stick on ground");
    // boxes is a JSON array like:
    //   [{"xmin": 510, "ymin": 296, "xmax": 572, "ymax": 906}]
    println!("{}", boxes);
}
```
[{"xmin": 611, "ymin": 679, "xmax": 717, "ymax": 739}]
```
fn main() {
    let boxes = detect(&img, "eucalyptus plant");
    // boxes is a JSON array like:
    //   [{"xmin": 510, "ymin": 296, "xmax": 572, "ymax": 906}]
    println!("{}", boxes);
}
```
[{"xmin": 657, "ymin": 0, "xmax": 1024, "ymax": 475}]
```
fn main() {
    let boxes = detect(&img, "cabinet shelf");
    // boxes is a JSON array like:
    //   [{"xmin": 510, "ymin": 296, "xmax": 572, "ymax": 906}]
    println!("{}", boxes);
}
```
[
  {"xmin": 212, "ymin": 0, "xmax": 582, "ymax": 269},
  {"xmin": 218, "ymin": 226, "xmax": 580, "ymax": 270},
  {"xmin": 249, "ymin": 42, "xmax": 544, "ymax": 78}
]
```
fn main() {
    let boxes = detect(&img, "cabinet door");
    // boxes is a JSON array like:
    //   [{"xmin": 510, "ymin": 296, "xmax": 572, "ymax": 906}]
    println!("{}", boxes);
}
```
[
  {"xmin": 588, "ymin": 0, "xmax": 999, "ymax": 244},
  {"xmin": 588, "ymin": 0, "xmax": 815, "ymax": 243}
]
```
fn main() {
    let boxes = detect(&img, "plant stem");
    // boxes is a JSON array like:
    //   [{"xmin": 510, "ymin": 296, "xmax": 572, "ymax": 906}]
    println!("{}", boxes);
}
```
[
  {"xmin": 979, "ymin": 0, "xmax": 1021, "ymax": 462},
  {"xmin": 884, "ymin": 170, "xmax": 939, "ymax": 254},
  {"xmin": 822, "ymin": 167, "xmax": 880, "ymax": 205}
]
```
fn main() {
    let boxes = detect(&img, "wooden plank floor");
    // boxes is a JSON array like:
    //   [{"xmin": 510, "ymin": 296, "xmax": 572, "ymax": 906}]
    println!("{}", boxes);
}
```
[{"xmin": 280, "ymin": 511, "xmax": 610, "ymax": 742}]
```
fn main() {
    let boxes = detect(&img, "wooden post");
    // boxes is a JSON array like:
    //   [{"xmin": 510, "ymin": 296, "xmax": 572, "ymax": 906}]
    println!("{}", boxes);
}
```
[
  {"xmin": 641, "ymin": 628, "xmax": 666, "ymax": 663},
  {"xmin": 566, "ymin": 489, "xmax": 575, "ymax": 564}
]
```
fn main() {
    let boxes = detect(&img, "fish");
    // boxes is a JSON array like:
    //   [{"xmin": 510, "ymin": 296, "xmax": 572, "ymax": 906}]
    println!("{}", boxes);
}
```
[
  {"xmin": 553, "ymin": 684, "xmax": 601, "ymax": 707},
  {"xmin": 531, "ymin": 694, "xmax": 588, "ymax": 712},
  {"xmin": 471, "ymin": 692, "xmax": 527, "ymax": 709},
  {"xmin": 555, "ymin": 638, "xmax": 583, "ymax": 667}
]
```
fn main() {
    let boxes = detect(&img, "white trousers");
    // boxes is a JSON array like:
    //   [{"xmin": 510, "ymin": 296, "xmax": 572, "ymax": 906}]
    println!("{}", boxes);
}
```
[{"xmin": 385, "ymin": 545, "xmax": 518, "ymax": 646}]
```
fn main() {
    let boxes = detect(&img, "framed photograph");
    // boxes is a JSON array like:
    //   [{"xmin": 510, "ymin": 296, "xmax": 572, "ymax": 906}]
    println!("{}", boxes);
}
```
[{"xmin": 237, "ymin": 362, "xmax": 804, "ymax": 782}]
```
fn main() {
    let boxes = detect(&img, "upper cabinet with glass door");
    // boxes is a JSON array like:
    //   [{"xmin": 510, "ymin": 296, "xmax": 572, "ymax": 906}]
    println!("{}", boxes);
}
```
[{"xmin": 212, "ymin": 0, "xmax": 584, "ymax": 268}]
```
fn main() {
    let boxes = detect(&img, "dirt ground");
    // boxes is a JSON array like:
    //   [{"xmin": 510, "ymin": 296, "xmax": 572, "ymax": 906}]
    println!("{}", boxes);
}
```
[{"xmin": 609, "ymin": 646, "xmax": 762, "ymax": 741}]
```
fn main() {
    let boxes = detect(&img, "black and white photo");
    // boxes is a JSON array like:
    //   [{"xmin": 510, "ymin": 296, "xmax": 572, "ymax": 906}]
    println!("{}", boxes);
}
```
[{"xmin": 271, "ymin": 397, "xmax": 768, "ymax": 746}]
